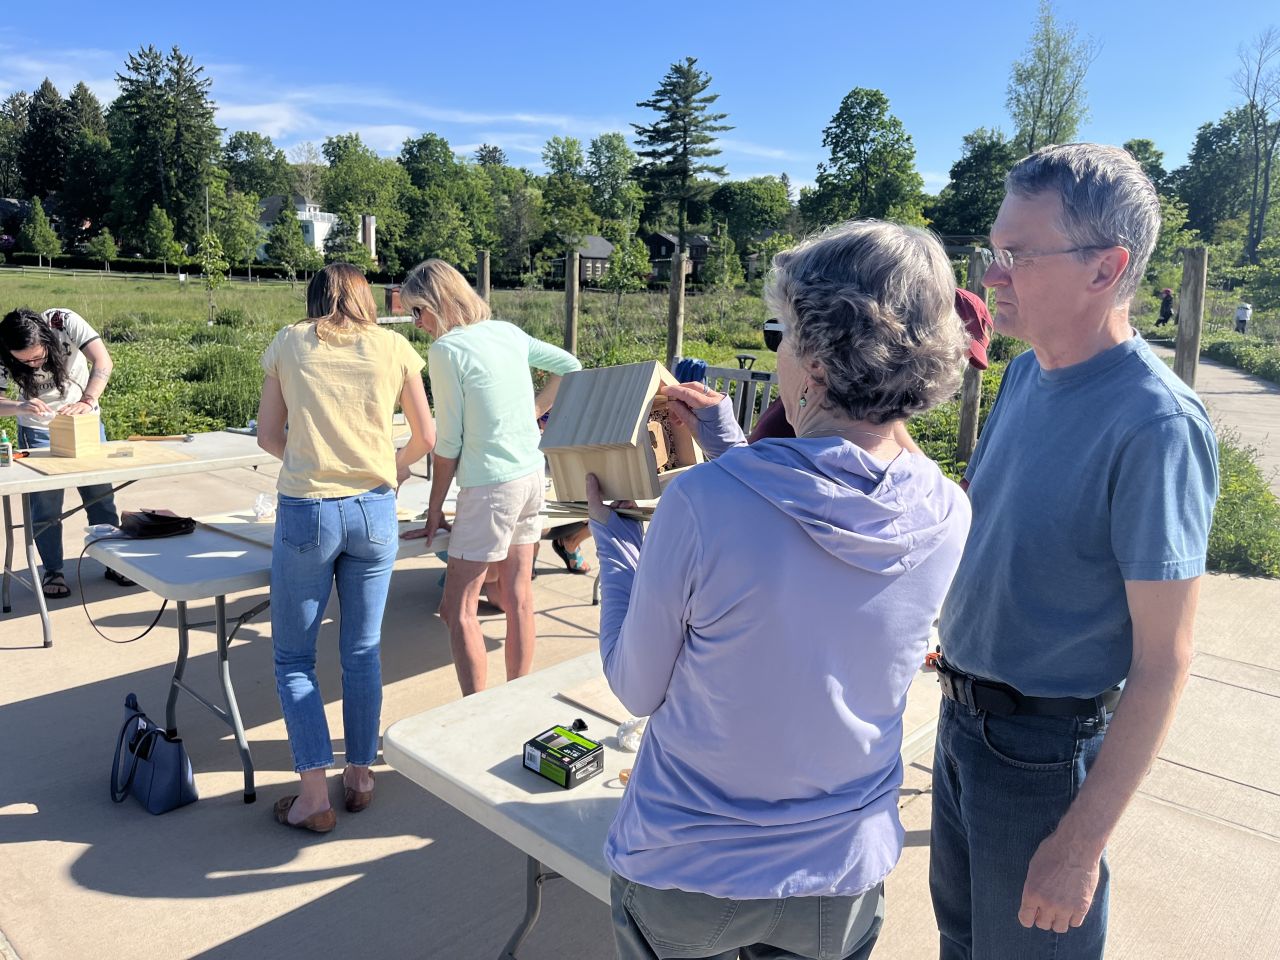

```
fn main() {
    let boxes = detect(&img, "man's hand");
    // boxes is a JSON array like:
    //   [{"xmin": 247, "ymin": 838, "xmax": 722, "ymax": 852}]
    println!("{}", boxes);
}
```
[
  {"xmin": 59, "ymin": 400, "xmax": 95, "ymax": 416},
  {"xmin": 1018, "ymin": 830, "xmax": 1101, "ymax": 933},
  {"xmin": 401, "ymin": 507, "xmax": 450, "ymax": 548}
]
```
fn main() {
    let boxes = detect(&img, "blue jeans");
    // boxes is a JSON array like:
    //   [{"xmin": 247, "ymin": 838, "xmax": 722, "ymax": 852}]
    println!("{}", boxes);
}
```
[
  {"xmin": 930, "ymin": 697, "xmax": 1111, "ymax": 960},
  {"xmin": 271, "ymin": 487, "xmax": 397, "ymax": 773},
  {"xmin": 19, "ymin": 424, "xmax": 119, "ymax": 576},
  {"xmin": 611, "ymin": 873, "xmax": 883, "ymax": 960}
]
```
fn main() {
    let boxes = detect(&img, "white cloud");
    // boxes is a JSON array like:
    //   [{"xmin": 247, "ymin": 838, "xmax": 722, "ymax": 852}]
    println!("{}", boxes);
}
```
[
  {"xmin": 719, "ymin": 138, "xmax": 806, "ymax": 163},
  {"xmin": 218, "ymin": 102, "xmax": 316, "ymax": 139}
]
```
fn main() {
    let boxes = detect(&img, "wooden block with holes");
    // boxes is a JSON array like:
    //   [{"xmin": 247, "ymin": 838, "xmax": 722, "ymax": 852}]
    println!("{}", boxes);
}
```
[
  {"xmin": 539, "ymin": 360, "xmax": 703, "ymax": 502},
  {"xmin": 48, "ymin": 411, "xmax": 101, "ymax": 458}
]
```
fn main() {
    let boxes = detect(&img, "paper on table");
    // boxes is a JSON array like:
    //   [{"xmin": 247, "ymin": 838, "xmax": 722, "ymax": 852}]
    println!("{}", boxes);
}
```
[{"xmin": 558, "ymin": 675, "xmax": 633, "ymax": 726}]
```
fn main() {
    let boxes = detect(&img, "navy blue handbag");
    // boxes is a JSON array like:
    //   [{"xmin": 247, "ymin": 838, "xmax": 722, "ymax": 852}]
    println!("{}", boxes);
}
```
[{"xmin": 110, "ymin": 693, "xmax": 198, "ymax": 814}]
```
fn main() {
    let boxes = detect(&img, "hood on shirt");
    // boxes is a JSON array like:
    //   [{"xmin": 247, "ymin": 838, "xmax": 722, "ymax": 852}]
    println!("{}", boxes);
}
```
[{"xmin": 711, "ymin": 437, "xmax": 965, "ymax": 576}]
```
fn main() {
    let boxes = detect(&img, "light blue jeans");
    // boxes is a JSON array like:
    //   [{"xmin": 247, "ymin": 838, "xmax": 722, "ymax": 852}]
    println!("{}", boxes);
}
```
[
  {"xmin": 271, "ymin": 487, "xmax": 397, "ymax": 773},
  {"xmin": 19, "ymin": 423, "xmax": 119, "ymax": 576},
  {"xmin": 611, "ymin": 873, "xmax": 883, "ymax": 960},
  {"xmin": 930, "ymin": 697, "xmax": 1111, "ymax": 960}
]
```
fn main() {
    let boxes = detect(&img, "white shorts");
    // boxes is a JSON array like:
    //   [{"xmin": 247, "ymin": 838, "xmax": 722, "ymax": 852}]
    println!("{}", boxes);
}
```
[{"xmin": 448, "ymin": 471, "xmax": 544, "ymax": 562}]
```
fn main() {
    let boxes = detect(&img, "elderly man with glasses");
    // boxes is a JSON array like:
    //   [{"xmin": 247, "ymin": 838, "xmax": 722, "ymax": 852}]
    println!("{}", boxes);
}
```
[{"xmin": 929, "ymin": 144, "xmax": 1219, "ymax": 959}]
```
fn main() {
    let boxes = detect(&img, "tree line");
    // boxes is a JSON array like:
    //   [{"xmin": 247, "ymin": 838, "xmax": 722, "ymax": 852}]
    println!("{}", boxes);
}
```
[{"xmin": 0, "ymin": 3, "xmax": 1277, "ymax": 307}]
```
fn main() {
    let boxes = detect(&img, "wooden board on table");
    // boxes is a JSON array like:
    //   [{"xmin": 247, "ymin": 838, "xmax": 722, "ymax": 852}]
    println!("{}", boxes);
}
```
[
  {"xmin": 558, "ymin": 675, "xmax": 633, "ymax": 726},
  {"xmin": 20, "ymin": 443, "xmax": 195, "ymax": 475}
]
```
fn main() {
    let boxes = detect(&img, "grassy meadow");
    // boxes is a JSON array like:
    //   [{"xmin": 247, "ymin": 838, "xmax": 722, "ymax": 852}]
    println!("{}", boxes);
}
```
[{"xmin": 1, "ymin": 267, "xmax": 1276, "ymax": 576}]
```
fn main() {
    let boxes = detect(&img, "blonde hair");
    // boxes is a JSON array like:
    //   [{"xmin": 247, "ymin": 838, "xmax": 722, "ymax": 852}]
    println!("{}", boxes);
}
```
[
  {"xmin": 304, "ymin": 263, "xmax": 378, "ymax": 339},
  {"xmin": 400, "ymin": 258, "xmax": 490, "ymax": 333}
]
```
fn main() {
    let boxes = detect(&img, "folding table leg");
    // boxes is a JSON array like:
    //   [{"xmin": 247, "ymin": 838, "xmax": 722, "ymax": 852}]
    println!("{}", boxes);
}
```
[
  {"xmin": 167, "ymin": 600, "xmax": 191, "ymax": 736},
  {"xmin": 497, "ymin": 856, "xmax": 560, "ymax": 959},
  {"xmin": 22, "ymin": 495, "xmax": 52, "ymax": 648},
  {"xmin": 215, "ymin": 596, "xmax": 256, "ymax": 804},
  {"xmin": 3, "ymin": 495, "xmax": 13, "ymax": 614}
]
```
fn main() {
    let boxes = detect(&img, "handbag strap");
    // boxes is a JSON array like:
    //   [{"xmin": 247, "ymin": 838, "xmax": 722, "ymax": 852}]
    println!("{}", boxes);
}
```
[{"xmin": 111, "ymin": 721, "xmax": 160, "ymax": 803}]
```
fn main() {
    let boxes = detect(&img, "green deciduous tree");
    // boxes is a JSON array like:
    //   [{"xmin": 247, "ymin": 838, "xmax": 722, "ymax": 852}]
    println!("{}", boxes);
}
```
[
  {"xmin": 541, "ymin": 136, "xmax": 597, "ymax": 248},
  {"xmin": 748, "ymin": 232, "xmax": 796, "ymax": 278},
  {"xmin": 709, "ymin": 176, "xmax": 791, "ymax": 249},
  {"xmin": 59, "ymin": 132, "xmax": 113, "ymax": 245},
  {"xmin": 1170, "ymin": 109, "xmax": 1254, "ymax": 241},
  {"xmin": 701, "ymin": 228, "xmax": 743, "ymax": 289},
  {"xmin": 19, "ymin": 79, "xmax": 72, "ymax": 200},
  {"xmin": 289, "ymin": 141, "xmax": 324, "ymax": 205},
  {"xmin": 799, "ymin": 88, "xmax": 924, "ymax": 228},
  {"xmin": 19, "ymin": 197, "xmax": 61, "ymax": 265},
  {"xmin": 264, "ymin": 204, "xmax": 310, "ymax": 285},
  {"xmin": 85, "ymin": 228, "xmax": 118, "ymax": 269},
  {"xmin": 141, "ymin": 204, "xmax": 182, "ymax": 268},
  {"xmin": 585, "ymin": 132, "xmax": 643, "ymax": 228},
  {"xmin": 322, "ymin": 133, "xmax": 409, "ymax": 271},
  {"xmin": 323, "ymin": 206, "xmax": 376, "ymax": 274},
  {"xmin": 197, "ymin": 230, "xmax": 228, "ymax": 323},
  {"xmin": 397, "ymin": 132, "xmax": 493, "ymax": 267},
  {"xmin": 1006, "ymin": 0, "xmax": 1098, "ymax": 155},
  {"xmin": 210, "ymin": 181, "xmax": 263, "ymax": 267},
  {"xmin": 1123, "ymin": 138, "xmax": 1168, "ymax": 192},
  {"xmin": 927, "ymin": 128, "xmax": 1019, "ymax": 237},
  {"xmin": 223, "ymin": 131, "xmax": 292, "ymax": 199},
  {"xmin": 1233, "ymin": 27, "xmax": 1280, "ymax": 263},
  {"xmin": 632, "ymin": 57, "xmax": 732, "ymax": 251}
]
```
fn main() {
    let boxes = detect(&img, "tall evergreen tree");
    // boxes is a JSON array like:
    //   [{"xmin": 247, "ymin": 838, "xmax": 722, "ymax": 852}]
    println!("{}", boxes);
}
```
[
  {"xmin": 66, "ymin": 82, "xmax": 108, "ymax": 140},
  {"xmin": 141, "ymin": 204, "xmax": 182, "ymax": 266},
  {"xmin": 474, "ymin": 144, "xmax": 507, "ymax": 166},
  {"xmin": 19, "ymin": 79, "xmax": 72, "ymax": 199},
  {"xmin": 264, "ymin": 204, "xmax": 309, "ymax": 283},
  {"xmin": 0, "ymin": 92, "xmax": 31, "ymax": 198},
  {"xmin": 166, "ymin": 47, "xmax": 221, "ymax": 245},
  {"xmin": 632, "ymin": 57, "xmax": 732, "ymax": 251}
]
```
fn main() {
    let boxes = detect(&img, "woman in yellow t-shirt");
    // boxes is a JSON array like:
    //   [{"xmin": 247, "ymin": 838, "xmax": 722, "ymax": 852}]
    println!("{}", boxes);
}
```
[{"xmin": 256, "ymin": 263, "xmax": 435, "ymax": 833}]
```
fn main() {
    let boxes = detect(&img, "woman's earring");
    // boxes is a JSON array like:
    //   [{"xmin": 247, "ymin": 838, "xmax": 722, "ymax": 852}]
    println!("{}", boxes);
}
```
[{"xmin": 799, "ymin": 393, "xmax": 808, "ymax": 409}]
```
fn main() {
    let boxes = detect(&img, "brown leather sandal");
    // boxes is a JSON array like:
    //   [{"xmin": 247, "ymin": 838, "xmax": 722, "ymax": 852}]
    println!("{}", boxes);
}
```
[
  {"xmin": 273, "ymin": 796, "xmax": 336, "ymax": 833},
  {"xmin": 343, "ymin": 769, "xmax": 375, "ymax": 813}
]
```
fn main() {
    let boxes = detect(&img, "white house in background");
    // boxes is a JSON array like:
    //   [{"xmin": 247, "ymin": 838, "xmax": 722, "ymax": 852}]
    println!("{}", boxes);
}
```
[{"xmin": 258, "ymin": 194, "xmax": 339, "ymax": 254}]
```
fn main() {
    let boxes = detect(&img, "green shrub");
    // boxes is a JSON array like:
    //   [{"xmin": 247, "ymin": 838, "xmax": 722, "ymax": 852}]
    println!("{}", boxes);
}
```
[
  {"xmin": 214, "ymin": 307, "xmax": 248, "ymax": 327},
  {"xmin": 1209, "ymin": 429, "xmax": 1280, "ymax": 577}
]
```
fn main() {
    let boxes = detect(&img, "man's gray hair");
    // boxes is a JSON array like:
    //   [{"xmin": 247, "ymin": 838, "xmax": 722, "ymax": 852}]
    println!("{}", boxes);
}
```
[
  {"xmin": 1006, "ymin": 143, "xmax": 1161, "ymax": 302},
  {"xmin": 765, "ymin": 220, "xmax": 966, "ymax": 425}
]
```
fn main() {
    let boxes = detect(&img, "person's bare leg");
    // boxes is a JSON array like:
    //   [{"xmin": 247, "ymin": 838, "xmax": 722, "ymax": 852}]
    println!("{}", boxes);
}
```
[
  {"xmin": 481, "ymin": 565, "xmax": 506, "ymax": 613},
  {"xmin": 497, "ymin": 542, "xmax": 537, "ymax": 682},
  {"xmin": 561, "ymin": 525, "xmax": 591, "ymax": 553},
  {"xmin": 440, "ymin": 556, "xmax": 491, "ymax": 695}
]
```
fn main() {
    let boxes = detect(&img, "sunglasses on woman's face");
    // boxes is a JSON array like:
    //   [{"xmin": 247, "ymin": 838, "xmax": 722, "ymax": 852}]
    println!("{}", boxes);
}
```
[{"xmin": 763, "ymin": 319, "xmax": 784, "ymax": 352}]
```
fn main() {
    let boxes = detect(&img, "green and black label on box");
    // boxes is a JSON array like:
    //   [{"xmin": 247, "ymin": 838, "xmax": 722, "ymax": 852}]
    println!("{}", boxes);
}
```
[{"xmin": 523, "ymin": 725, "xmax": 604, "ymax": 789}]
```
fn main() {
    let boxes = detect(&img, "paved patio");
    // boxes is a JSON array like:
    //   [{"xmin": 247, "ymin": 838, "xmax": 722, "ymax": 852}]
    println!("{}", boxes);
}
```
[{"xmin": 1, "ymin": 452, "xmax": 1277, "ymax": 959}]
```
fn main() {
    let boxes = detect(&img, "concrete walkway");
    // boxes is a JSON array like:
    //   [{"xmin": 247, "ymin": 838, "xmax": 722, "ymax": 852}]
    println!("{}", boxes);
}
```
[
  {"xmin": 1, "ymin": 436, "xmax": 1277, "ymax": 958},
  {"xmin": 1149, "ymin": 342, "xmax": 1280, "ymax": 498}
]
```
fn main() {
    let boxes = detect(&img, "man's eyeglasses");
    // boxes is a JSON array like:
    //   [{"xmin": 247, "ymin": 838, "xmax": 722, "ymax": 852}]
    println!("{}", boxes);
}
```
[
  {"xmin": 988, "ymin": 244, "xmax": 1114, "ymax": 271},
  {"xmin": 763, "ymin": 319, "xmax": 784, "ymax": 352}
]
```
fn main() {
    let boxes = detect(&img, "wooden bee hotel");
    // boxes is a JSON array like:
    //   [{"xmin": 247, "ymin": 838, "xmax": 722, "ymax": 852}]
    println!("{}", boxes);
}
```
[
  {"xmin": 49, "ymin": 412, "xmax": 101, "ymax": 458},
  {"xmin": 540, "ymin": 361, "xmax": 704, "ymax": 502}
]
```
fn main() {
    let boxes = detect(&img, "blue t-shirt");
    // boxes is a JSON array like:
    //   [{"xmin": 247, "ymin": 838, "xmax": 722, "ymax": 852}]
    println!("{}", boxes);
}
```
[{"xmin": 938, "ymin": 334, "xmax": 1218, "ymax": 698}]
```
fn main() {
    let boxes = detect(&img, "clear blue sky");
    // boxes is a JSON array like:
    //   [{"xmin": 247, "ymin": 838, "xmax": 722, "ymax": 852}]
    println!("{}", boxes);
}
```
[{"xmin": 0, "ymin": 0, "xmax": 1274, "ymax": 195}]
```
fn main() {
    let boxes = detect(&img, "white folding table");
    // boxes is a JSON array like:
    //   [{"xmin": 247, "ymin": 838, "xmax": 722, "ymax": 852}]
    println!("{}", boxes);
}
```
[{"xmin": 0, "ymin": 431, "xmax": 275, "ymax": 647}]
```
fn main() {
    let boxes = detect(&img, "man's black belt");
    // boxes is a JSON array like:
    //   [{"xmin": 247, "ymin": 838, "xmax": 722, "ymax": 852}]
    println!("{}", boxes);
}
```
[{"xmin": 934, "ymin": 657, "xmax": 1122, "ymax": 718}]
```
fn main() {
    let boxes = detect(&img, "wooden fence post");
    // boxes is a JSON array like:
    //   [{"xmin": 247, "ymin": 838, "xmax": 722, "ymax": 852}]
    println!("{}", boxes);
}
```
[
  {"xmin": 564, "ymin": 250, "xmax": 579, "ymax": 355},
  {"xmin": 1173, "ymin": 246, "xmax": 1208, "ymax": 389},
  {"xmin": 954, "ymin": 250, "xmax": 989, "ymax": 464},
  {"xmin": 476, "ymin": 250, "xmax": 490, "ymax": 302},
  {"xmin": 666, "ymin": 250, "xmax": 687, "ymax": 371}
]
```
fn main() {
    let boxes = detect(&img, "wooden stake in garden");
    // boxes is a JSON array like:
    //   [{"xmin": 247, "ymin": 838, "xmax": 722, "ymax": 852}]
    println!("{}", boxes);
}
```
[
  {"xmin": 1174, "ymin": 246, "xmax": 1208, "ymax": 389},
  {"xmin": 477, "ymin": 250, "xmax": 490, "ymax": 302},
  {"xmin": 955, "ymin": 249, "xmax": 988, "ymax": 464},
  {"xmin": 564, "ymin": 250, "xmax": 580, "ymax": 355},
  {"xmin": 666, "ymin": 250, "xmax": 687, "ymax": 370}
]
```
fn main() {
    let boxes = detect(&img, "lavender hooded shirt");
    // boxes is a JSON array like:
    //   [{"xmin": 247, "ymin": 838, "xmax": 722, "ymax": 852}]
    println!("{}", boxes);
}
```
[{"xmin": 589, "ymin": 400, "xmax": 970, "ymax": 899}]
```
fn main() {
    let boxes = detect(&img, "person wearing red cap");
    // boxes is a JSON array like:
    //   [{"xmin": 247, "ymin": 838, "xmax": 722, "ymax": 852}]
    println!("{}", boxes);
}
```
[{"xmin": 747, "ymin": 286, "xmax": 993, "ymax": 444}]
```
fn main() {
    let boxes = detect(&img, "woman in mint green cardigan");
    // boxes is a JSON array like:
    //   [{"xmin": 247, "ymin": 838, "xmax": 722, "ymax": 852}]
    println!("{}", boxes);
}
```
[{"xmin": 401, "ymin": 259, "xmax": 580, "ymax": 695}]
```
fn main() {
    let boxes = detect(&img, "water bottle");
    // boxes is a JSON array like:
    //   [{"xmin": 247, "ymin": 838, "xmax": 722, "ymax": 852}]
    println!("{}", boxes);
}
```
[{"xmin": 0, "ymin": 430, "xmax": 12, "ymax": 468}]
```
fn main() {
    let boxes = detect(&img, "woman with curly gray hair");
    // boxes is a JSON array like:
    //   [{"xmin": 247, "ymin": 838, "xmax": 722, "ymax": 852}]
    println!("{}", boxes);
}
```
[{"xmin": 586, "ymin": 220, "xmax": 973, "ymax": 960}]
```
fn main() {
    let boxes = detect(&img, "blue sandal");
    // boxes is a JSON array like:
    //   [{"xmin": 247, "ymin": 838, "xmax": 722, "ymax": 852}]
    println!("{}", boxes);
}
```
[{"xmin": 551, "ymin": 538, "xmax": 590, "ymax": 574}]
